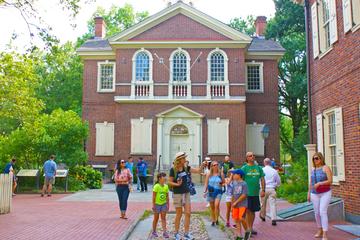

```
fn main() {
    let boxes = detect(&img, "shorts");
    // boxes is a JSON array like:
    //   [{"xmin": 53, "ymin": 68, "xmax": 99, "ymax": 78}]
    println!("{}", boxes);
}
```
[
  {"xmin": 225, "ymin": 195, "xmax": 232, "ymax": 203},
  {"xmin": 247, "ymin": 196, "xmax": 261, "ymax": 212},
  {"xmin": 207, "ymin": 193, "xmax": 222, "ymax": 202},
  {"xmin": 45, "ymin": 176, "xmax": 55, "ymax": 185},
  {"xmin": 154, "ymin": 203, "xmax": 168, "ymax": 213},
  {"xmin": 232, "ymin": 207, "xmax": 247, "ymax": 220},
  {"xmin": 173, "ymin": 192, "xmax": 190, "ymax": 208}
]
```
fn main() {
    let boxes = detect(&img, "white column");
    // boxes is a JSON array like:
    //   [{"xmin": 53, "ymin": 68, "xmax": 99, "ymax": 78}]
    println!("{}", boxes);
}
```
[
  {"xmin": 305, "ymin": 144, "xmax": 317, "ymax": 184},
  {"xmin": 196, "ymin": 118, "xmax": 202, "ymax": 166},
  {"xmin": 157, "ymin": 118, "xmax": 164, "ymax": 170}
]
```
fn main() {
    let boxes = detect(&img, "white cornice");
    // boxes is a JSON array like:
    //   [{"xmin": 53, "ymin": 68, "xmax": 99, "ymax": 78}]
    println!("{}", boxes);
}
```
[{"xmin": 114, "ymin": 96, "xmax": 246, "ymax": 104}]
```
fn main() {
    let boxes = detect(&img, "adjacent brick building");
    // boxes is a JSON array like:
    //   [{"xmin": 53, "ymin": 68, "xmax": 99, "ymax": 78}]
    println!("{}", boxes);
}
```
[
  {"xmin": 305, "ymin": 0, "xmax": 360, "ymax": 223},
  {"xmin": 77, "ymin": 2, "xmax": 284, "ymax": 173}
]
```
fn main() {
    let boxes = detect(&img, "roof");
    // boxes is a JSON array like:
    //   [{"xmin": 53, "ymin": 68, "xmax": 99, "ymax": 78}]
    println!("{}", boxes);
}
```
[
  {"xmin": 248, "ymin": 37, "xmax": 285, "ymax": 52},
  {"xmin": 77, "ymin": 39, "xmax": 111, "ymax": 52}
]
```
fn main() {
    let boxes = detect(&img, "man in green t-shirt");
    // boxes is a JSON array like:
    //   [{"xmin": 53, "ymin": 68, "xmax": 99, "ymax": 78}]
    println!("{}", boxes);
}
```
[{"xmin": 241, "ymin": 152, "xmax": 265, "ymax": 235}]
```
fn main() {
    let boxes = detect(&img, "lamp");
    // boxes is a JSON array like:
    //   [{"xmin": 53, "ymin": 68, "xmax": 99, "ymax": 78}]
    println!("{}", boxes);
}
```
[{"xmin": 261, "ymin": 124, "xmax": 270, "ymax": 139}]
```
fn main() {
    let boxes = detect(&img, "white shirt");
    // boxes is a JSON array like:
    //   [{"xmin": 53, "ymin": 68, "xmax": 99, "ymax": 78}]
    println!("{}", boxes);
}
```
[{"xmin": 263, "ymin": 165, "xmax": 281, "ymax": 189}]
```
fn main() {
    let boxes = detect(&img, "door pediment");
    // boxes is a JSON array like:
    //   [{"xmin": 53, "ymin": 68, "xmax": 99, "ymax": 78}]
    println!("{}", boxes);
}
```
[{"xmin": 156, "ymin": 105, "xmax": 203, "ymax": 118}]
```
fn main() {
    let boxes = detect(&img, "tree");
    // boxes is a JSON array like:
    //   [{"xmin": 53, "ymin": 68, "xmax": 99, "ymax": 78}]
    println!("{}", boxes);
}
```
[
  {"xmin": 0, "ymin": 109, "xmax": 88, "ymax": 168},
  {"xmin": 229, "ymin": 15, "xmax": 256, "ymax": 35},
  {"xmin": 266, "ymin": 0, "xmax": 307, "ymax": 160},
  {"xmin": 0, "ymin": 52, "xmax": 44, "ymax": 134},
  {"xmin": 34, "ymin": 42, "xmax": 83, "ymax": 115},
  {"xmin": 76, "ymin": 4, "xmax": 149, "ymax": 47}
]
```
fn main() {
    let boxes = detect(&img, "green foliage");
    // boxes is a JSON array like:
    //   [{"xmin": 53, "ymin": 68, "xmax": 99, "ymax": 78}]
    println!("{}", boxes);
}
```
[
  {"xmin": 0, "ymin": 109, "xmax": 88, "ymax": 169},
  {"xmin": 76, "ymin": 4, "xmax": 149, "ymax": 47},
  {"xmin": 277, "ymin": 156, "xmax": 308, "ymax": 203},
  {"xmin": 34, "ymin": 42, "xmax": 83, "ymax": 115},
  {"xmin": 70, "ymin": 165, "xmax": 102, "ymax": 189},
  {"xmin": 0, "ymin": 52, "xmax": 44, "ymax": 134},
  {"xmin": 229, "ymin": 15, "xmax": 256, "ymax": 35}
]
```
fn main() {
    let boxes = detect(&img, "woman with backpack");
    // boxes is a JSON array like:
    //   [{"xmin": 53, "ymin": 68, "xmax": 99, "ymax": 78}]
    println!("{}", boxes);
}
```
[
  {"xmin": 204, "ymin": 161, "xmax": 225, "ymax": 226},
  {"xmin": 169, "ymin": 152, "xmax": 206, "ymax": 240}
]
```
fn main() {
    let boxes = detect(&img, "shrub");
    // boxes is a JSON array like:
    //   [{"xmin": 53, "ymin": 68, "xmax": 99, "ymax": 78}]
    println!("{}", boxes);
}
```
[{"xmin": 70, "ymin": 165, "xmax": 102, "ymax": 189}]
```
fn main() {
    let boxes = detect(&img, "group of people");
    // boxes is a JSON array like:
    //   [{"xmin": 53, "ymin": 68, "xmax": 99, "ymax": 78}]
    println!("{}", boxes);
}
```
[{"xmin": 2, "ymin": 155, "xmax": 57, "ymax": 197}]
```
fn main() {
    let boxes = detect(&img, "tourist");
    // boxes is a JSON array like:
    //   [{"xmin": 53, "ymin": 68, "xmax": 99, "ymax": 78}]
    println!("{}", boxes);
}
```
[
  {"xmin": 152, "ymin": 172, "xmax": 170, "ymax": 239},
  {"xmin": 115, "ymin": 159, "xmax": 133, "ymax": 219},
  {"xmin": 204, "ymin": 161, "xmax": 224, "ymax": 226},
  {"xmin": 126, "ymin": 156, "xmax": 134, "ymax": 177},
  {"xmin": 201, "ymin": 157, "xmax": 211, "ymax": 208},
  {"xmin": 221, "ymin": 155, "xmax": 234, "ymax": 177},
  {"xmin": 3, "ymin": 158, "xmax": 17, "ymax": 196},
  {"xmin": 241, "ymin": 152, "xmax": 265, "ymax": 235},
  {"xmin": 224, "ymin": 171, "xmax": 233, "ymax": 227},
  {"xmin": 136, "ymin": 157, "xmax": 148, "ymax": 192},
  {"xmin": 260, "ymin": 158, "xmax": 281, "ymax": 226},
  {"xmin": 228, "ymin": 169, "xmax": 251, "ymax": 240},
  {"xmin": 308, "ymin": 152, "xmax": 332, "ymax": 240},
  {"xmin": 41, "ymin": 155, "xmax": 57, "ymax": 197},
  {"xmin": 169, "ymin": 151, "xmax": 206, "ymax": 240}
]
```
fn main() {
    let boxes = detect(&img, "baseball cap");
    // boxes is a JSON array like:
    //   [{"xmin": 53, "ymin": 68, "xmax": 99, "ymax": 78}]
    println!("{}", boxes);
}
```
[{"xmin": 230, "ymin": 169, "xmax": 245, "ymax": 178}]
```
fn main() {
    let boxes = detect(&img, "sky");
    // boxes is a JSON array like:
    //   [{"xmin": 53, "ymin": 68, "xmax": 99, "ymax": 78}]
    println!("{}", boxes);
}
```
[{"xmin": 0, "ymin": 0, "xmax": 276, "ymax": 50}]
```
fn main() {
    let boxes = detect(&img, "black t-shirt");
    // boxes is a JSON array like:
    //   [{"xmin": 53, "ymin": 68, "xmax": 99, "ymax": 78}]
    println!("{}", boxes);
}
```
[{"xmin": 169, "ymin": 166, "xmax": 191, "ymax": 194}]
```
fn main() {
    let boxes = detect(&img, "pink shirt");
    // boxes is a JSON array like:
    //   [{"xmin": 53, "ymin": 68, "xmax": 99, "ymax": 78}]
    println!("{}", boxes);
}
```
[{"xmin": 115, "ymin": 169, "xmax": 132, "ymax": 184}]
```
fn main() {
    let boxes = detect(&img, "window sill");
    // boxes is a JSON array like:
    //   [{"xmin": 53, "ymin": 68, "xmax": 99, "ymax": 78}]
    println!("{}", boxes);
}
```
[
  {"xmin": 246, "ymin": 90, "xmax": 264, "ymax": 93},
  {"xmin": 95, "ymin": 154, "xmax": 114, "ymax": 157},
  {"xmin": 352, "ymin": 24, "xmax": 360, "ymax": 33},
  {"xmin": 98, "ymin": 90, "xmax": 115, "ymax": 93},
  {"xmin": 130, "ymin": 152, "xmax": 153, "ymax": 156},
  {"xmin": 318, "ymin": 47, "xmax": 333, "ymax": 60},
  {"xmin": 207, "ymin": 153, "xmax": 230, "ymax": 156}
]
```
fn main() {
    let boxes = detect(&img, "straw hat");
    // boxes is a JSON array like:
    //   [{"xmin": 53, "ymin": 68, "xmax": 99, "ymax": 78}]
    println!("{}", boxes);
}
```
[{"xmin": 175, "ymin": 152, "xmax": 187, "ymax": 161}]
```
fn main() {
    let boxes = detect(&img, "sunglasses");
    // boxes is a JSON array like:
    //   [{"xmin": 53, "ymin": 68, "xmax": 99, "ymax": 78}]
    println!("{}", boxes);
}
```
[
  {"xmin": 313, "ymin": 157, "xmax": 320, "ymax": 160},
  {"xmin": 212, "ymin": 164, "xmax": 218, "ymax": 166},
  {"xmin": 121, "ymin": 161, "xmax": 125, "ymax": 164},
  {"xmin": 247, "ymin": 155, "xmax": 254, "ymax": 157}
]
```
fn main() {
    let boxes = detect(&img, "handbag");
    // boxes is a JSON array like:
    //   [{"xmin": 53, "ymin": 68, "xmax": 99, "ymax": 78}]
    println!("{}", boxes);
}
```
[{"xmin": 314, "ymin": 168, "xmax": 331, "ymax": 193}]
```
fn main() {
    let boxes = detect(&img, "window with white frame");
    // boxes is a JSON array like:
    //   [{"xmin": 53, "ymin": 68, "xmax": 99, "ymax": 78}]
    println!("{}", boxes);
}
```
[
  {"xmin": 311, "ymin": 0, "xmax": 338, "ymax": 58},
  {"xmin": 131, "ymin": 118, "xmax": 152, "ymax": 154},
  {"xmin": 246, "ymin": 62, "xmax": 263, "ymax": 92},
  {"xmin": 319, "ymin": 107, "xmax": 345, "ymax": 182},
  {"xmin": 172, "ymin": 51, "xmax": 189, "ymax": 82},
  {"xmin": 210, "ymin": 52, "xmax": 225, "ymax": 81},
  {"xmin": 135, "ymin": 52, "xmax": 150, "ymax": 81},
  {"xmin": 343, "ymin": 0, "xmax": 360, "ymax": 32},
  {"xmin": 95, "ymin": 122, "xmax": 114, "ymax": 156},
  {"xmin": 97, "ymin": 61, "xmax": 115, "ymax": 92}
]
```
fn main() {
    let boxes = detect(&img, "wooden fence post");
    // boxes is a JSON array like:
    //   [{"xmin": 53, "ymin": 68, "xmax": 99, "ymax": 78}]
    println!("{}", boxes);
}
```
[{"xmin": 0, "ymin": 173, "xmax": 13, "ymax": 214}]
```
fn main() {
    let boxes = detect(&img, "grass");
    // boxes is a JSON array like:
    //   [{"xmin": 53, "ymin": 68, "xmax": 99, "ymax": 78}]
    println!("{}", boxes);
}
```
[{"xmin": 140, "ymin": 209, "xmax": 153, "ymax": 220}]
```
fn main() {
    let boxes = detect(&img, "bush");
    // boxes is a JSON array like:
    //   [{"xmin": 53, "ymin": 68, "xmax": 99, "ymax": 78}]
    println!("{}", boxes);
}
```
[{"xmin": 70, "ymin": 165, "xmax": 102, "ymax": 189}]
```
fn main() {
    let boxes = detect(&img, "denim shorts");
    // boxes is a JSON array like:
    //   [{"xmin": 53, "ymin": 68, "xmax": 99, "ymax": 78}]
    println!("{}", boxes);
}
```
[
  {"xmin": 207, "ymin": 193, "xmax": 222, "ymax": 202},
  {"xmin": 154, "ymin": 203, "xmax": 168, "ymax": 213}
]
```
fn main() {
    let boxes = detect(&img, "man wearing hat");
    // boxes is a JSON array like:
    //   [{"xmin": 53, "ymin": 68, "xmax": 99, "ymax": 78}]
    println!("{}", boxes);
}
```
[{"xmin": 169, "ymin": 152, "xmax": 207, "ymax": 240}]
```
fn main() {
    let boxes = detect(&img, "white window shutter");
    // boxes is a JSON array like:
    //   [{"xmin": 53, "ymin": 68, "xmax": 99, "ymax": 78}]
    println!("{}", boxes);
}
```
[
  {"xmin": 329, "ymin": 0, "xmax": 338, "ymax": 44},
  {"xmin": 342, "ymin": 0, "xmax": 353, "ymax": 32},
  {"xmin": 335, "ymin": 108, "xmax": 345, "ymax": 181},
  {"xmin": 208, "ymin": 119, "xmax": 229, "ymax": 154},
  {"xmin": 316, "ymin": 114, "xmax": 324, "ymax": 154},
  {"xmin": 246, "ymin": 124, "xmax": 265, "ymax": 156},
  {"xmin": 96, "ymin": 123, "xmax": 115, "ymax": 156},
  {"xmin": 131, "ymin": 119, "xmax": 152, "ymax": 154},
  {"xmin": 311, "ymin": 3, "xmax": 320, "ymax": 58}
]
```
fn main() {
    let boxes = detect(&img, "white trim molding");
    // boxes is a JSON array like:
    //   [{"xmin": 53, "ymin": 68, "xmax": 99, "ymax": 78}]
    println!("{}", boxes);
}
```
[
  {"xmin": 114, "ymin": 96, "xmax": 246, "ymax": 104},
  {"xmin": 169, "ymin": 48, "xmax": 192, "ymax": 98},
  {"xmin": 207, "ymin": 48, "xmax": 229, "ymax": 98},
  {"xmin": 131, "ymin": 48, "xmax": 154, "ymax": 98},
  {"xmin": 97, "ymin": 60, "xmax": 116, "ymax": 93},
  {"xmin": 245, "ymin": 61, "xmax": 264, "ymax": 93}
]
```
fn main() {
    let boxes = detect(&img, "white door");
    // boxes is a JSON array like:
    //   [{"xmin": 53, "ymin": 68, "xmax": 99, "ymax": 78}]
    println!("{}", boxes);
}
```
[{"xmin": 170, "ymin": 135, "xmax": 191, "ymax": 162}]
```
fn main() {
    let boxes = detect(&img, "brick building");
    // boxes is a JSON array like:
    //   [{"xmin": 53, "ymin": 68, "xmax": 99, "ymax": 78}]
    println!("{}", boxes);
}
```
[
  {"xmin": 304, "ymin": 0, "xmax": 360, "ymax": 223},
  {"xmin": 77, "ymin": 2, "xmax": 284, "ymax": 172}
]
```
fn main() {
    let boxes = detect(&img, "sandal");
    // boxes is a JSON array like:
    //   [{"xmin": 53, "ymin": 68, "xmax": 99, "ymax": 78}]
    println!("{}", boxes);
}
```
[
  {"xmin": 120, "ymin": 215, "xmax": 128, "ymax": 219},
  {"xmin": 314, "ymin": 232, "xmax": 323, "ymax": 238}
]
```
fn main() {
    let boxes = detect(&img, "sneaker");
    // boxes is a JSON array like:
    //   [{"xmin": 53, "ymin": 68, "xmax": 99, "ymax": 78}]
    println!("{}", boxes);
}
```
[
  {"xmin": 260, "ymin": 215, "xmax": 266, "ymax": 222},
  {"xmin": 184, "ymin": 233, "xmax": 194, "ymax": 240},
  {"xmin": 174, "ymin": 232, "xmax": 181, "ymax": 240},
  {"xmin": 151, "ymin": 231, "xmax": 158, "ymax": 238},
  {"xmin": 244, "ymin": 231, "xmax": 251, "ymax": 240},
  {"xmin": 211, "ymin": 222, "xmax": 215, "ymax": 226},
  {"xmin": 251, "ymin": 230, "xmax": 257, "ymax": 235},
  {"xmin": 226, "ymin": 222, "xmax": 231, "ymax": 227},
  {"xmin": 206, "ymin": 203, "xmax": 210, "ymax": 207},
  {"xmin": 47, "ymin": 194, "xmax": 51, "ymax": 197},
  {"xmin": 272, "ymin": 220, "xmax": 277, "ymax": 226},
  {"xmin": 163, "ymin": 231, "xmax": 170, "ymax": 239},
  {"xmin": 41, "ymin": 194, "xmax": 44, "ymax": 197}
]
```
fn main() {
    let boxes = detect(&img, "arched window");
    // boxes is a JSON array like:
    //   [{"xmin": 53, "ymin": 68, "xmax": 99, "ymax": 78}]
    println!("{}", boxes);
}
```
[
  {"xmin": 207, "ymin": 49, "xmax": 228, "ymax": 82},
  {"xmin": 171, "ymin": 124, "xmax": 189, "ymax": 135},
  {"xmin": 171, "ymin": 49, "xmax": 190, "ymax": 82},
  {"xmin": 135, "ymin": 52, "xmax": 150, "ymax": 81}
]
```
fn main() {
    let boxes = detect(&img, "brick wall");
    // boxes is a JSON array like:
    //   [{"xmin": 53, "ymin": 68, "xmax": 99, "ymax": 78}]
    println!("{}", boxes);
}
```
[{"xmin": 309, "ymin": 0, "xmax": 360, "ymax": 218}]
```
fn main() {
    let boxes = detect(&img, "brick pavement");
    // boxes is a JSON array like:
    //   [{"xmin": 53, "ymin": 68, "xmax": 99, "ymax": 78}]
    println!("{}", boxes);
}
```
[{"xmin": 0, "ymin": 190, "xmax": 356, "ymax": 240}]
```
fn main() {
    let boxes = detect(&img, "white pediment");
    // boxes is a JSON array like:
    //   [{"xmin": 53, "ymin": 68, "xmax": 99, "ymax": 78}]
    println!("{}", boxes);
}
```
[{"xmin": 156, "ymin": 105, "xmax": 203, "ymax": 118}]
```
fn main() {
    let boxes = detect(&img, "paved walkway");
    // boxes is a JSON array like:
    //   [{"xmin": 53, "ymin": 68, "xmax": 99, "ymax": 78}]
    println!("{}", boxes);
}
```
[{"xmin": 0, "ymin": 184, "xmax": 356, "ymax": 240}]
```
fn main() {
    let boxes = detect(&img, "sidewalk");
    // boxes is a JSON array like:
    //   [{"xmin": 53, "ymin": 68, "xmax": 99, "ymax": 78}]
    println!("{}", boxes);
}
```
[{"xmin": 0, "ymin": 185, "xmax": 356, "ymax": 240}]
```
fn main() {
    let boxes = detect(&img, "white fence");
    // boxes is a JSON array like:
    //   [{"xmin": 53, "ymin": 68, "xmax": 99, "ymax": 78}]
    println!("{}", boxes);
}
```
[{"xmin": 0, "ymin": 173, "xmax": 12, "ymax": 214}]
